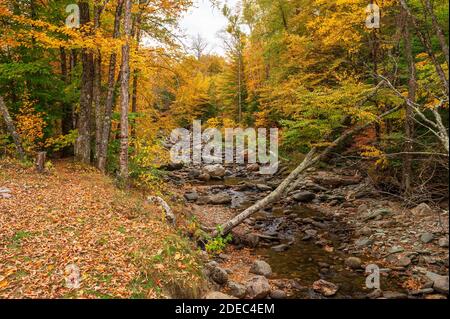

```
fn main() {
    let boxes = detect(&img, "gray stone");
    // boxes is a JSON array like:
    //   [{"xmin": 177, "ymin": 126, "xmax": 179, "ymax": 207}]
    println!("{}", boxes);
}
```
[
  {"xmin": 228, "ymin": 281, "xmax": 246, "ymax": 298},
  {"xmin": 305, "ymin": 229, "xmax": 318, "ymax": 237},
  {"xmin": 270, "ymin": 290, "xmax": 287, "ymax": 299},
  {"xmin": 184, "ymin": 191, "xmax": 199, "ymax": 201},
  {"xmin": 203, "ymin": 164, "xmax": 226, "ymax": 178},
  {"xmin": 438, "ymin": 237, "xmax": 449, "ymax": 248},
  {"xmin": 243, "ymin": 233, "xmax": 260, "ymax": 248},
  {"xmin": 188, "ymin": 169, "xmax": 201, "ymax": 179},
  {"xmin": 420, "ymin": 232, "xmax": 434, "ymax": 244},
  {"xmin": 293, "ymin": 191, "xmax": 316, "ymax": 203},
  {"xmin": 366, "ymin": 289, "xmax": 383, "ymax": 299},
  {"xmin": 426, "ymin": 271, "xmax": 449, "ymax": 294},
  {"xmin": 397, "ymin": 256, "xmax": 412, "ymax": 268},
  {"xmin": 198, "ymin": 173, "xmax": 211, "ymax": 182},
  {"xmin": 208, "ymin": 193, "xmax": 232, "ymax": 205},
  {"xmin": 312, "ymin": 279, "xmax": 339, "ymax": 297},
  {"xmin": 210, "ymin": 267, "xmax": 229, "ymax": 285},
  {"xmin": 247, "ymin": 163, "xmax": 260, "ymax": 172},
  {"xmin": 355, "ymin": 237, "xmax": 373, "ymax": 248},
  {"xmin": 245, "ymin": 276, "xmax": 271, "ymax": 299},
  {"xmin": 250, "ymin": 260, "xmax": 272, "ymax": 277},
  {"xmin": 411, "ymin": 203, "xmax": 433, "ymax": 215},
  {"xmin": 345, "ymin": 257, "xmax": 362, "ymax": 269}
]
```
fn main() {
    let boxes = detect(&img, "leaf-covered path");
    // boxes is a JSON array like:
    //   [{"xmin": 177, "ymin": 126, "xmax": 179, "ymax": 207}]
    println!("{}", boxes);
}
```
[{"xmin": 0, "ymin": 159, "xmax": 203, "ymax": 298}]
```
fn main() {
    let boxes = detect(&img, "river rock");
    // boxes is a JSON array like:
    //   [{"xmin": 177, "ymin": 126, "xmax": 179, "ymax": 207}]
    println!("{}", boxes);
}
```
[
  {"xmin": 438, "ymin": 237, "xmax": 449, "ymax": 248},
  {"xmin": 270, "ymin": 290, "xmax": 287, "ymax": 299},
  {"xmin": 245, "ymin": 276, "xmax": 271, "ymax": 299},
  {"xmin": 207, "ymin": 193, "xmax": 232, "ymax": 205},
  {"xmin": 198, "ymin": 173, "xmax": 211, "ymax": 182},
  {"xmin": 228, "ymin": 281, "xmax": 247, "ymax": 298},
  {"xmin": 312, "ymin": 279, "xmax": 339, "ymax": 297},
  {"xmin": 355, "ymin": 237, "xmax": 373, "ymax": 248},
  {"xmin": 210, "ymin": 267, "xmax": 229, "ymax": 285},
  {"xmin": 188, "ymin": 169, "xmax": 201, "ymax": 179},
  {"xmin": 411, "ymin": 203, "xmax": 433, "ymax": 215},
  {"xmin": 345, "ymin": 257, "xmax": 362, "ymax": 269},
  {"xmin": 293, "ymin": 191, "xmax": 316, "ymax": 202},
  {"xmin": 184, "ymin": 191, "xmax": 199, "ymax": 202},
  {"xmin": 250, "ymin": 260, "xmax": 272, "ymax": 277},
  {"xmin": 426, "ymin": 271, "xmax": 449, "ymax": 294},
  {"xmin": 420, "ymin": 232, "xmax": 434, "ymax": 243},
  {"xmin": 204, "ymin": 291, "xmax": 237, "ymax": 299},
  {"xmin": 243, "ymin": 233, "xmax": 260, "ymax": 248},
  {"xmin": 366, "ymin": 289, "xmax": 383, "ymax": 299},
  {"xmin": 203, "ymin": 164, "xmax": 226, "ymax": 178},
  {"xmin": 247, "ymin": 163, "xmax": 260, "ymax": 172}
]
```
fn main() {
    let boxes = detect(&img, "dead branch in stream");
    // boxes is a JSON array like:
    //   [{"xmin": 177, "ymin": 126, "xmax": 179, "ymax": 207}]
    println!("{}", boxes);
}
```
[{"xmin": 212, "ymin": 104, "xmax": 402, "ymax": 237}]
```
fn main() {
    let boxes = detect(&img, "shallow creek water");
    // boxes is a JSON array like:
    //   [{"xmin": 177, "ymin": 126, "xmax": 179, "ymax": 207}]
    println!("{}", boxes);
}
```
[{"xmin": 196, "ymin": 176, "xmax": 406, "ymax": 298}]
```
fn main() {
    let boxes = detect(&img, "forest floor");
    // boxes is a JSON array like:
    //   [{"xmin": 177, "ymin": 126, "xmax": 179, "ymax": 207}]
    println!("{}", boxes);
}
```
[{"xmin": 0, "ymin": 158, "xmax": 205, "ymax": 299}]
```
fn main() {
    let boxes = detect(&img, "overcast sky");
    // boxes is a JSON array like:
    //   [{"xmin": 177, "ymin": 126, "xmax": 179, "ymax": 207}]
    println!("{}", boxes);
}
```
[{"xmin": 180, "ymin": 0, "xmax": 240, "ymax": 56}]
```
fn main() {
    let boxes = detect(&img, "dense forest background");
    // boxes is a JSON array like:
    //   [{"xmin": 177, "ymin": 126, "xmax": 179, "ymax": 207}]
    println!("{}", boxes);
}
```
[{"xmin": 0, "ymin": 0, "xmax": 448, "ymax": 203}]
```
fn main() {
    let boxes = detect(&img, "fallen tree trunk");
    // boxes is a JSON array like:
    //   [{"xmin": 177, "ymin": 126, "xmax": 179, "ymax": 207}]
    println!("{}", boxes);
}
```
[
  {"xmin": 212, "ymin": 105, "xmax": 402, "ymax": 237},
  {"xmin": 0, "ymin": 96, "xmax": 26, "ymax": 160}
]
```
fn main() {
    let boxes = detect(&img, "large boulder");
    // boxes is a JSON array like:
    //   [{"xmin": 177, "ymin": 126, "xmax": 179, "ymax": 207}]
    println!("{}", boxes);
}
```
[
  {"xmin": 245, "ymin": 276, "xmax": 271, "ymax": 299},
  {"xmin": 203, "ymin": 164, "xmax": 226, "ymax": 178},
  {"xmin": 249, "ymin": 260, "xmax": 272, "ymax": 277}
]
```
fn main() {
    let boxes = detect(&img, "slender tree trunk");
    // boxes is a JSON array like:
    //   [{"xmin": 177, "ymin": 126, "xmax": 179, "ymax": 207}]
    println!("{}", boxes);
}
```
[
  {"xmin": 400, "ymin": 0, "xmax": 449, "ymax": 95},
  {"xmin": 75, "ymin": 1, "xmax": 94, "ymax": 164},
  {"xmin": 424, "ymin": 0, "xmax": 449, "ymax": 68},
  {"xmin": 93, "ymin": 4, "xmax": 103, "ymax": 162},
  {"xmin": 402, "ymin": 13, "xmax": 416, "ymax": 196},
  {"xmin": 131, "ymin": 13, "xmax": 142, "ymax": 139},
  {"xmin": 97, "ymin": 0, "xmax": 124, "ymax": 172},
  {"xmin": 119, "ymin": 0, "xmax": 132, "ymax": 179},
  {"xmin": 60, "ymin": 47, "xmax": 73, "ymax": 136},
  {"xmin": 0, "ymin": 96, "xmax": 25, "ymax": 160}
]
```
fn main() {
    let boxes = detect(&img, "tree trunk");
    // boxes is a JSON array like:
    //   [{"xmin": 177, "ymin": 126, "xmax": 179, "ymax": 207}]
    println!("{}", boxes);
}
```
[
  {"xmin": 400, "ymin": 0, "xmax": 449, "ymax": 95},
  {"xmin": 97, "ymin": 0, "xmax": 124, "ymax": 172},
  {"xmin": 35, "ymin": 151, "xmax": 46, "ymax": 173},
  {"xmin": 402, "ymin": 12, "xmax": 416, "ymax": 196},
  {"xmin": 424, "ymin": 0, "xmax": 449, "ymax": 68},
  {"xmin": 93, "ymin": 4, "xmax": 103, "ymax": 163},
  {"xmin": 213, "ymin": 102, "xmax": 402, "ymax": 237},
  {"xmin": 131, "ymin": 10, "xmax": 142, "ymax": 139},
  {"xmin": 118, "ymin": 0, "xmax": 132, "ymax": 180},
  {"xmin": 60, "ymin": 47, "xmax": 73, "ymax": 136},
  {"xmin": 75, "ymin": 1, "xmax": 94, "ymax": 164},
  {"xmin": 0, "ymin": 96, "xmax": 25, "ymax": 160}
]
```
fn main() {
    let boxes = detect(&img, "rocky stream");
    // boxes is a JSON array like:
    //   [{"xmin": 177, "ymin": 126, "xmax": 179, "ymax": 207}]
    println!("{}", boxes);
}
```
[{"xmin": 163, "ymin": 159, "xmax": 449, "ymax": 299}]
